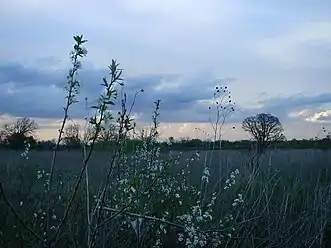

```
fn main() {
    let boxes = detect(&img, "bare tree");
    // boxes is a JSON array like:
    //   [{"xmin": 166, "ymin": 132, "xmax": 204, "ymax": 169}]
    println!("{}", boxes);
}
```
[
  {"xmin": 1, "ymin": 117, "xmax": 38, "ymax": 148},
  {"xmin": 98, "ymin": 121, "xmax": 118, "ymax": 142},
  {"xmin": 242, "ymin": 113, "xmax": 285, "ymax": 154},
  {"xmin": 3, "ymin": 117, "xmax": 38, "ymax": 137},
  {"xmin": 82, "ymin": 124, "xmax": 97, "ymax": 145},
  {"xmin": 62, "ymin": 123, "xmax": 81, "ymax": 148}
]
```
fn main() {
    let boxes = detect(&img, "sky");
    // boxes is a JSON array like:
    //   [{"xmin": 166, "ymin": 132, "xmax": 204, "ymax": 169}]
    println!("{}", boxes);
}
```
[{"xmin": 0, "ymin": 0, "xmax": 330, "ymax": 141}]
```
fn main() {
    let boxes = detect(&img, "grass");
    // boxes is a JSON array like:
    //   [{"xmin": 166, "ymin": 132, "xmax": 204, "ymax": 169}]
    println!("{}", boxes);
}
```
[{"xmin": 1, "ymin": 149, "xmax": 331, "ymax": 247}]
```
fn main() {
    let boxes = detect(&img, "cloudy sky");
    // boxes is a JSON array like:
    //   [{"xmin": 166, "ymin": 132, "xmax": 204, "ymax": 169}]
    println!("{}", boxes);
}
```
[{"xmin": 0, "ymin": 0, "xmax": 330, "ymax": 141}]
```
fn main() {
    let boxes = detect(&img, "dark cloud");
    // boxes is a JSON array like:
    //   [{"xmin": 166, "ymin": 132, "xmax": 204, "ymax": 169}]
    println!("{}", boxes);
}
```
[
  {"xmin": 0, "ymin": 62, "xmax": 62, "ymax": 87},
  {"xmin": 317, "ymin": 114, "xmax": 331, "ymax": 122},
  {"xmin": 257, "ymin": 93, "xmax": 331, "ymax": 122},
  {"xmin": 260, "ymin": 93, "xmax": 331, "ymax": 109},
  {"xmin": 0, "ymin": 60, "xmax": 236, "ymax": 122},
  {"xmin": 1, "ymin": 60, "xmax": 330, "ymax": 126},
  {"xmin": 226, "ymin": 93, "xmax": 331, "ymax": 126}
]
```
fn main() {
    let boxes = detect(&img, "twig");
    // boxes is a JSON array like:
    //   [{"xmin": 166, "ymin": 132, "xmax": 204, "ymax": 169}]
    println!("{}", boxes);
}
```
[
  {"xmin": 84, "ymin": 144, "xmax": 92, "ymax": 248},
  {"xmin": 47, "ymin": 35, "xmax": 87, "ymax": 240},
  {"xmin": 49, "ymin": 128, "xmax": 99, "ymax": 246},
  {"xmin": 50, "ymin": 61, "xmax": 122, "ymax": 247},
  {"xmin": 101, "ymin": 206, "xmax": 188, "ymax": 230},
  {"xmin": 83, "ymin": 97, "xmax": 92, "ymax": 248}
]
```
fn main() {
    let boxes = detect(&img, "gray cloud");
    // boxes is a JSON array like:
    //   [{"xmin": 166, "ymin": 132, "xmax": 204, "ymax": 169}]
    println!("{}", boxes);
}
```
[
  {"xmin": 258, "ymin": 93, "xmax": 331, "ymax": 122},
  {"xmin": 261, "ymin": 93, "xmax": 331, "ymax": 109},
  {"xmin": 0, "ymin": 61, "xmax": 236, "ymax": 122},
  {"xmin": 0, "ymin": 62, "xmax": 62, "ymax": 87},
  {"xmin": 0, "ymin": 60, "xmax": 330, "ymax": 128},
  {"xmin": 317, "ymin": 114, "xmax": 331, "ymax": 122}
]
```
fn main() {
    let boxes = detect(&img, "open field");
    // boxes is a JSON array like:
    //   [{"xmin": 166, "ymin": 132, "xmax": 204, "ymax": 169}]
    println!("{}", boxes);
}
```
[
  {"xmin": 1, "ymin": 148, "xmax": 331, "ymax": 172},
  {"xmin": 1, "ymin": 148, "xmax": 331, "ymax": 247}
]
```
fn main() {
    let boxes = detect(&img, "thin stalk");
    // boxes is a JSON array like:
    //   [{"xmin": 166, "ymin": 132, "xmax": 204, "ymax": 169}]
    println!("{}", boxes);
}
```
[
  {"xmin": 84, "ymin": 144, "xmax": 91, "ymax": 248},
  {"xmin": 50, "ymin": 60, "xmax": 122, "ymax": 247},
  {"xmin": 47, "ymin": 51, "xmax": 82, "ymax": 241},
  {"xmin": 83, "ymin": 97, "xmax": 92, "ymax": 248}
]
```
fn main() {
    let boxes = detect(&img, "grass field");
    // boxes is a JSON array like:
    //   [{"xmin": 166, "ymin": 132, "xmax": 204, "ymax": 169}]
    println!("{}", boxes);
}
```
[{"xmin": 1, "ymin": 148, "xmax": 331, "ymax": 248}]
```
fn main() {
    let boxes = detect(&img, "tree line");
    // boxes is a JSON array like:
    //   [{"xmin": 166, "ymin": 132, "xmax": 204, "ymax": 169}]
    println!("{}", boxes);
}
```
[{"xmin": 0, "ymin": 114, "xmax": 330, "ymax": 152}]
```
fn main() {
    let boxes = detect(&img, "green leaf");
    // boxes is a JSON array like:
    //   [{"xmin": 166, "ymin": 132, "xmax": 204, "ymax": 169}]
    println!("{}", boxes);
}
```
[
  {"xmin": 104, "ymin": 100, "xmax": 115, "ymax": 105},
  {"xmin": 103, "ymin": 77, "xmax": 108, "ymax": 86},
  {"xmin": 89, "ymin": 117, "xmax": 97, "ymax": 125},
  {"xmin": 73, "ymin": 35, "xmax": 80, "ymax": 43}
]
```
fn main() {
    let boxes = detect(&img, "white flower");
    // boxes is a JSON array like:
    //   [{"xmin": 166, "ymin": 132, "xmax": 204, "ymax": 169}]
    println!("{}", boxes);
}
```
[
  {"xmin": 201, "ymin": 166, "xmax": 210, "ymax": 183},
  {"xmin": 130, "ymin": 187, "xmax": 136, "ymax": 193},
  {"xmin": 196, "ymin": 216, "xmax": 203, "ymax": 222},
  {"xmin": 199, "ymin": 240, "xmax": 206, "ymax": 247},
  {"xmin": 178, "ymin": 233, "xmax": 184, "ymax": 242}
]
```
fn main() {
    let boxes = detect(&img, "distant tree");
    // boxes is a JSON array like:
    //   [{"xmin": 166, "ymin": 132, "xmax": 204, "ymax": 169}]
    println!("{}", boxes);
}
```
[
  {"xmin": 81, "ymin": 124, "xmax": 96, "ymax": 146},
  {"xmin": 1, "ymin": 117, "xmax": 38, "ymax": 149},
  {"xmin": 167, "ymin": 136, "xmax": 175, "ymax": 145},
  {"xmin": 98, "ymin": 122, "xmax": 118, "ymax": 142},
  {"xmin": 242, "ymin": 113, "xmax": 285, "ymax": 154},
  {"xmin": 62, "ymin": 123, "xmax": 81, "ymax": 148},
  {"xmin": 91, "ymin": 121, "xmax": 119, "ymax": 150},
  {"xmin": 37, "ymin": 139, "xmax": 56, "ymax": 150},
  {"xmin": 316, "ymin": 127, "xmax": 331, "ymax": 150}
]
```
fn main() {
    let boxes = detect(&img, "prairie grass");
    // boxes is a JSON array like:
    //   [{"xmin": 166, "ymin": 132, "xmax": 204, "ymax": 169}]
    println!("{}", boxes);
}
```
[{"xmin": 1, "ymin": 149, "xmax": 331, "ymax": 247}]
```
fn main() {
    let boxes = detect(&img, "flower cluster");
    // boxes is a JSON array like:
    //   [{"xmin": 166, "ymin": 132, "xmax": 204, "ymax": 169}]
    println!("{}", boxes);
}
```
[
  {"xmin": 37, "ymin": 170, "xmax": 45, "ymax": 180},
  {"xmin": 176, "ymin": 196, "xmax": 214, "ymax": 248},
  {"xmin": 224, "ymin": 169, "xmax": 240, "ymax": 190},
  {"xmin": 20, "ymin": 140, "xmax": 30, "ymax": 159},
  {"xmin": 201, "ymin": 166, "xmax": 210, "ymax": 183},
  {"xmin": 102, "ymin": 136, "xmax": 245, "ymax": 248},
  {"xmin": 232, "ymin": 193, "xmax": 244, "ymax": 207},
  {"xmin": 174, "ymin": 168, "xmax": 244, "ymax": 248}
]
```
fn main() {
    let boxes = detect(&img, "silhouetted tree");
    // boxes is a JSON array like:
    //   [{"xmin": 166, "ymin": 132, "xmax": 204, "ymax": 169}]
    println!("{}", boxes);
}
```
[
  {"xmin": 1, "ymin": 117, "xmax": 38, "ymax": 149},
  {"xmin": 37, "ymin": 139, "xmax": 56, "ymax": 150},
  {"xmin": 242, "ymin": 113, "xmax": 285, "ymax": 154},
  {"xmin": 316, "ymin": 127, "xmax": 331, "ymax": 150},
  {"xmin": 168, "ymin": 136, "xmax": 175, "ymax": 143},
  {"xmin": 98, "ymin": 122, "xmax": 118, "ymax": 142},
  {"xmin": 62, "ymin": 123, "xmax": 81, "ymax": 148}
]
